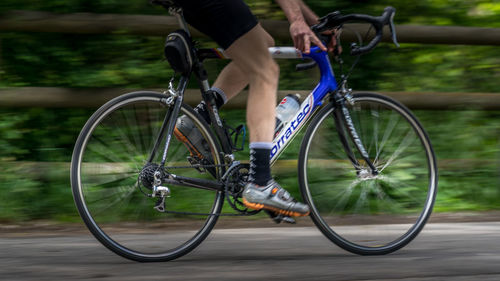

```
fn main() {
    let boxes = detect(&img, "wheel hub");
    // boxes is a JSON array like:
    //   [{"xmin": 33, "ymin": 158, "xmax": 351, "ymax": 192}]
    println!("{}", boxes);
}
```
[
  {"xmin": 139, "ymin": 163, "xmax": 162, "ymax": 189},
  {"xmin": 358, "ymin": 168, "xmax": 378, "ymax": 180}
]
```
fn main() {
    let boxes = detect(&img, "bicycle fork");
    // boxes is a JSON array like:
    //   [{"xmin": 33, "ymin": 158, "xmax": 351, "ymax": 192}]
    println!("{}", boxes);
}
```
[{"xmin": 332, "ymin": 92, "xmax": 379, "ymax": 176}]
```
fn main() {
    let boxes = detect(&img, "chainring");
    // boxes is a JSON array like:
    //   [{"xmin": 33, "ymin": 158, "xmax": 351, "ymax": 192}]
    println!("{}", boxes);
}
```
[{"xmin": 224, "ymin": 163, "xmax": 261, "ymax": 215}]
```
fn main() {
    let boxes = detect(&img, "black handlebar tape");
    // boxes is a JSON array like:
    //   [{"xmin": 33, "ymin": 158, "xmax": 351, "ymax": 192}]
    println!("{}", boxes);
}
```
[{"xmin": 312, "ymin": 6, "xmax": 396, "ymax": 56}]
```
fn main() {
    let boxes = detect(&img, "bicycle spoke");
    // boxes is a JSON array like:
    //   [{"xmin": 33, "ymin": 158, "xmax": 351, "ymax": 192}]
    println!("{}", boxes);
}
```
[
  {"xmin": 146, "ymin": 104, "xmax": 164, "ymax": 158},
  {"xmin": 85, "ymin": 184, "xmax": 136, "ymax": 206},
  {"xmin": 88, "ymin": 129, "xmax": 139, "ymax": 166},
  {"xmin": 122, "ymin": 104, "xmax": 145, "ymax": 156},
  {"xmin": 378, "ymin": 130, "xmax": 416, "ymax": 172},
  {"xmin": 83, "ymin": 172, "xmax": 138, "ymax": 188},
  {"xmin": 373, "ymin": 110, "xmax": 400, "ymax": 165},
  {"xmin": 133, "ymin": 104, "xmax": 148, "ymax": 155},
  {"xmin": 367, "ymin": 104, "xmax": 380, "ymax": 156}
]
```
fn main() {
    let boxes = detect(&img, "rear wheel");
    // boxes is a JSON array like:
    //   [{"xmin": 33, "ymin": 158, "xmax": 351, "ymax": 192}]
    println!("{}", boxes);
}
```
[
  {"xmin": 71, "ymin": 91, "xmax": 224, "ymax": 262},
  {"xmin": 299, "ymin": 93, "xmax": 437, "ymax": 255}
]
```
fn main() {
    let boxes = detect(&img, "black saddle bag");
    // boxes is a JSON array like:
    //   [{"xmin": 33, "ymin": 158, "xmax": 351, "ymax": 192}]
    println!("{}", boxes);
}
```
[{"xmin": 164, "ymin": 29, "xmax": 194, "ymax": 75}]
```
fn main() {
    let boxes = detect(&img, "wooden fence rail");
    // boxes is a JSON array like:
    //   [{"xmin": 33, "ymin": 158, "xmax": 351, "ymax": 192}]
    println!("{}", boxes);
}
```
[
  {"xmin": 1, "ymin": 160, "xmax": 496, "ymax": 179},
  {"xmin": 1, "ymin": 11, "xmax": 500, "ymax": 45},
  {"xmin": 0, "ymin": 87, "xmax": 499, "ymax": 110},
  {"xmin": 1, "ymin": 11, "xmax": 499, "ymax": 111}
]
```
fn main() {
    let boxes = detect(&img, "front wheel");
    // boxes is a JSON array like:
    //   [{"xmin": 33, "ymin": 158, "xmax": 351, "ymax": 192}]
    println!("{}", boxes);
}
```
[
  {"xmin": 299, "ymin": 93, "xmax": 437, "ymax": 255},
  {"xmin": 71, "ymin": 91, "xmax": 224, "ymax": 262}
]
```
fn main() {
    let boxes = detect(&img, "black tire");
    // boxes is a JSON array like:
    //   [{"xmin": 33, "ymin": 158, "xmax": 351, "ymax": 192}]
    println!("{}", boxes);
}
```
[
  {"xmin": 71, "ymin": 91, "xmax": 224, "ymax": 262},
  {"xmin": 299, "ymin": 93, "xmax": 437, "ymax": 255}
]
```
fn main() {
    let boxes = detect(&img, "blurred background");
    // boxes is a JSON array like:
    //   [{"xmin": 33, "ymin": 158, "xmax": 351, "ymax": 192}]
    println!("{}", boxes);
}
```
[{"xmin": 0, "ymin": 0, "xmax": 498, "ymax": 223}]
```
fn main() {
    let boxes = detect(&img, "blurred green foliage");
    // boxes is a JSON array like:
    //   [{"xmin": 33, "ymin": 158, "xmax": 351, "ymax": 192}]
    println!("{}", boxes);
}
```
[
  {"xmin": 0, "ymin": 0, "xmax": 499, "ymax": 90},
  {"xmin": 0, "ymin": 0, "xmax": 499, "ymax": 221}
]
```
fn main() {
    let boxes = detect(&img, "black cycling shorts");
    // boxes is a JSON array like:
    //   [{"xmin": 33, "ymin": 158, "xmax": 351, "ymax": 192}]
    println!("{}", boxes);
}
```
[{"xmin": 173, "ymin": 0, "xmax": 258, "ymax": 49}]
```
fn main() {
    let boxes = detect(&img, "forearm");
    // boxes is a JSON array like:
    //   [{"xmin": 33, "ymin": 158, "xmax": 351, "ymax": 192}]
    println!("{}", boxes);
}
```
[
  {"xmin": 275, "ymin": 0, "xmax": 319, "ymax": 26},
  {"xmin": 274, "ymin": 0, "xmax": 306, "ymax": 24},
  {"xmin": 275, "ymin": 0, "xmax": 328, "ymax": 53},
  {"xmin": 297, "ymin": 0, "xmax": 319, "ymax": 26}
]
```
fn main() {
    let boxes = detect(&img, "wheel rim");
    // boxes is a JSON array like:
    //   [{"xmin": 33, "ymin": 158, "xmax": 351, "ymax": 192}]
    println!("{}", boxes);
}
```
[
  {"xmin": 74, "ymin": 95, "xmax": 222, "ymax": 258},
  {"xmin": 303, "ymin": 95, "xmax": 436, "ymax": 251}
]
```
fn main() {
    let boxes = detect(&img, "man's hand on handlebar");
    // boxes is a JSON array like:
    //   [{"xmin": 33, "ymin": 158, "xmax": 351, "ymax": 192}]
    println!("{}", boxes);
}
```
[
  {"xmin": 289, "ymin": 19, "xmax": 326, "ymax": 54},
  {"xmin": 289, "ymin": 19, "xmax": 342, "ymax": 54}
]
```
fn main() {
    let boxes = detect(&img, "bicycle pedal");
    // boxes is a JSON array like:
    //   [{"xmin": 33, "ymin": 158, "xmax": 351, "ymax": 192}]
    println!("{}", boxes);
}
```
[
  {"xmin": 276, "ymin": 215, "xmax": 296, "ymax": 224},
  {"xmin": 265, "ymin": 210, "xmax": 296, "ymax": 224}
]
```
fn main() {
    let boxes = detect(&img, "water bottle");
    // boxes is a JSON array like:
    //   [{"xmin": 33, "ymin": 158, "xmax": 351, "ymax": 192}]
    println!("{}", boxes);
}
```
[{"xmin": 274, "ymin": 94, "xmax": 301, "ymax": 136}]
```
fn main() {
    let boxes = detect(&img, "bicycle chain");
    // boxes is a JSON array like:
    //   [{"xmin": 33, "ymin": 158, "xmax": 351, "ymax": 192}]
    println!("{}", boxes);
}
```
[
  {"xmin": 157, "ymin": 162, "xmax": 257, "ymax": 216},
  {"xmin": 164, "ymin": 163, "xmax": 229, "ymax": 169}
]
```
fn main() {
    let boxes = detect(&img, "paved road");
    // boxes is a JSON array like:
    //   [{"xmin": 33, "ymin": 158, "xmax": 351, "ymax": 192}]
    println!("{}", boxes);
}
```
[{"xmin": 1, "ymin": 222, "xmax": 500, "ymax": 280}]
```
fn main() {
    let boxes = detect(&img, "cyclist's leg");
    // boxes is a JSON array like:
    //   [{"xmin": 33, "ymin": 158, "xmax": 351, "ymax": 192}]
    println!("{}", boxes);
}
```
[
  {"xmin": 224, "ymin": 24, "xmax": 309, "ymax": 216},
  {"xmin": 224, "ymin": 24, "xmax": 278, "ymax": 143},
  {"xmin": 173, "ymin": 27, "xmax": 273, "ymax": 162},
  {"xmin": 212, "ymin": 33, "xmax": 275, "ymax": 101},
  {"xmin": 211, "ymin": 62, "xmax": 247, "ymax": 101},
  {"xmin": 174, "ymin": 0, "xmax": 308, "ymax": 215}
]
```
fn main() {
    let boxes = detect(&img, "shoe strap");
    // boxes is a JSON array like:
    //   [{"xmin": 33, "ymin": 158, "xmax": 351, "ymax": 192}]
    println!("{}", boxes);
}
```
[{"xmin": 267, "ymin": 181, "xmax": 293, "ymax": 202}]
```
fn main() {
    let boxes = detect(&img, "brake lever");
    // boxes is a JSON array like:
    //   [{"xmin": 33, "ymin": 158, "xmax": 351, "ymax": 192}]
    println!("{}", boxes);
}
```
[
  {"xmin": 313, "ymin": 11, "xmax": 342, "ymax": 33},
  {"xmin": 389, "ymin": 12, "xmax": 400, "ymax": 47},
  {"xmin": 318, "ymin": 11, "xmax": 341, "ymax": 24}
]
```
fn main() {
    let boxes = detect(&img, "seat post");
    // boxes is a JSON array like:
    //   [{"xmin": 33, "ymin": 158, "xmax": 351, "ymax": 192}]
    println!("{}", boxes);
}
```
[{"xmin": 169, "ymin": 7, "xmax": 191, "ymax": 37}]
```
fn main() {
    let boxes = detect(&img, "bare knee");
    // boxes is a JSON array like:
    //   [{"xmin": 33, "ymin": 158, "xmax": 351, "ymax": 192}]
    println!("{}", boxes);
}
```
[
  {"xmin": 266, "ymin": 59, "xmax": 279, "ymax": 81},
  {"xmin": 248, "ymin": 58, "xmax": 279, "ymax": 87},
  {"xmin": 264, "ymin": 32, "xmax": 275, "ymax": 47},
  {"xmin": 224, "ymin": 25, "xmax": 279, "ymax": 88}
]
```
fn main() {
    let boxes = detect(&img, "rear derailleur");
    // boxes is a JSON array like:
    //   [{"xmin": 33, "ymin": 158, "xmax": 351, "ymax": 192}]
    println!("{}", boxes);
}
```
[
  {"xmin": 151, "ymin": 170, "xmax": 170, "ymax": 212},
  {"xmin": 138, "ymin": 163, "xmax": 170, "ymax": 212}
]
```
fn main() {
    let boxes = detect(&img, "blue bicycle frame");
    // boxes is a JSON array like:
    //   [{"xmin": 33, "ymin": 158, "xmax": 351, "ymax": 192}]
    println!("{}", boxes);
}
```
[
  {"xmin": 267, "ymin": 46, "xmax": 338, "ymax": 164},
  {"xmin": 167, "ymin": 3, "xmax": 397, "ymax": 171},
  {"xmin": 197, "ymin": 44, "xmax": 376, "ymax": 179}
]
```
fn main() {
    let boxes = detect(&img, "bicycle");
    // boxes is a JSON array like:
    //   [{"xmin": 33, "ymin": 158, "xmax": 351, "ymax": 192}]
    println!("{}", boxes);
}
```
[{"xmin": 71, "ymin": 2, "xmax": 438, "ymax": 262}]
